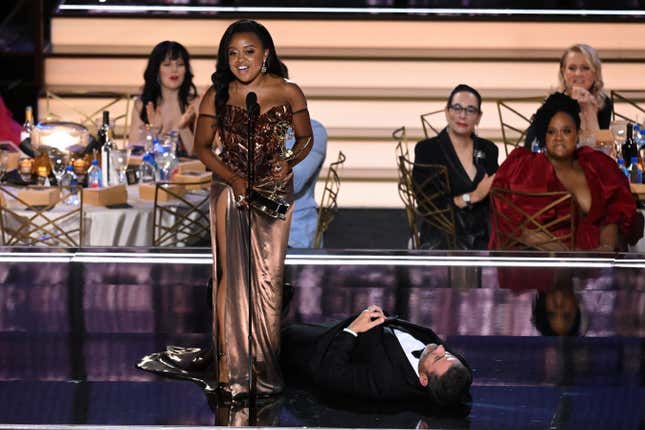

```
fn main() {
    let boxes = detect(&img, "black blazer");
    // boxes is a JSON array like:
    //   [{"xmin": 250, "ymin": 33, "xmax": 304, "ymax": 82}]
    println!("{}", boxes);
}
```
[
  {"xmin": 281, "ymin": 315, "xmax": 470, "ymax": 403},
  {"xmin": 412, "ymin": 128, "xmax": 498, "ymax": 249}
]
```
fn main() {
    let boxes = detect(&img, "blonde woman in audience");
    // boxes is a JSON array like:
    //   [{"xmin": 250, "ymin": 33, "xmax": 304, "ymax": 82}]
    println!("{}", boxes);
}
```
[
  {"xmin": 558, "ymin": 43, "xmax": 612, "ymax": 133},
  {"xmin": 129, "ymin": 41, "xmax": 200, "ymax": 156}
]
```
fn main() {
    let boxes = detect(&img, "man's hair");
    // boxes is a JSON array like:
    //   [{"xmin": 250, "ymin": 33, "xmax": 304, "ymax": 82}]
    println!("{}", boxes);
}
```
[{"xmin": 426, "ymin": 362, "xmax": 472, "ymax": 406}]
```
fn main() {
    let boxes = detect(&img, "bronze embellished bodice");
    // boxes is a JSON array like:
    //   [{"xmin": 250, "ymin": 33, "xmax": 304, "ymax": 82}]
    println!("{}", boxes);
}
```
[{"xmin": 219, "ymin": 103, "xmax": 293, "ymax": 188}]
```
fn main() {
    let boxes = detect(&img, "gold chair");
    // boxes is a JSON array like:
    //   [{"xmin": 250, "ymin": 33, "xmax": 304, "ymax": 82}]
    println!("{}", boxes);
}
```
[
  {"xmin": 313, "ymin": 151, "xmax": 346, "ymax": 248},
  {"xmin": 496, "ymin": 97, "xmax": 544, "ymax": 156},
  {"xmin": 393, "ymin": 126, "xmax": 456, "ymax": 249},
  {"xmin": 397, "ymin": 156, "xmax": 456, "ymax": 250},
  {"xmin": 610, "ymin": 90, "xmax": 645, "ymax": 124},
  {"xmin": 420, "ymin": 108, "xmax": 445, "ymax": 139},
  {"xmin": 152, "ymin": 179, "xmax": 211, "ymax": 247},
  {"xmin": 0, "ymin": 186, "xmax": 84, "ymax": 247},
  {"xmin": 43, "ymin": 90, "xmax": 133, "ymax": 141},
  {"xmin": 489, "ymin": 187, "xmax": 576, "ymax": 251},
  {"xmin": 393, "ymin": 126, "xmax": 418, "ymax": 247}
]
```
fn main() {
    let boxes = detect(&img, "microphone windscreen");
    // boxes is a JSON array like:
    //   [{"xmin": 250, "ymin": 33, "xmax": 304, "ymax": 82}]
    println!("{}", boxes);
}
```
[{"xmin": 246, "ymin": 92, "xmax": 259, "ymax": 117}]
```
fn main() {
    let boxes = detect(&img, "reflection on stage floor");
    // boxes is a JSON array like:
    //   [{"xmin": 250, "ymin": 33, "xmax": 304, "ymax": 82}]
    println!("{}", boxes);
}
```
[{"xmin": 0, "ymin": 250, "xmax": 643, "ymax": 429}]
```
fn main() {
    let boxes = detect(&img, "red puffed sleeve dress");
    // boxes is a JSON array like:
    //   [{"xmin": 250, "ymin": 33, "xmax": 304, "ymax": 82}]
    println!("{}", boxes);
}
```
[{"xmin": 489, "ymin": 147, "xmax": 640, "ymax": 250}]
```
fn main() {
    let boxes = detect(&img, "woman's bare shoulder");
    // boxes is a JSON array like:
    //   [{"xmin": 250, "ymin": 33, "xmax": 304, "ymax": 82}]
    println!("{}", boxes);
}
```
[{"xmin": 199, "ymin": 86, "xmax": 216, "ymax": 114}]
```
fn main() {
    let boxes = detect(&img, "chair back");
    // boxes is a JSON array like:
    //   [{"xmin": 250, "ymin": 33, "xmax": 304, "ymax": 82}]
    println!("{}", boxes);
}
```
[
  {"xmin": 397, "ymin": 156, "xmax": 456, "ymax": 249},
  {"xmin": 496, "ymin": 97, "xmax": 544, "ymax": 156},
  {"xmin": 313, "ymin": 151, "xmax": 345, "ymax": 248},
  {"xmin": 610, "ymin": 90, "xmax": 645, "ymax": 124},
  {"xmin": 420, "ymin": 108, "xmax": 445, "ymax": 138},
  {"xmin": 0, "ymin": 185, "xmax": 84, "ymax": 247},
  {"xmin": 489, "ymin": 187, "xmax": 576, "ymax": 251},
  {"xmin": 44, "ymin": 90, "xmax": 133, "ymax": 142},
  {"xmin": 152, "ymin": 179, "xmax": 211, "ymax": 247}
]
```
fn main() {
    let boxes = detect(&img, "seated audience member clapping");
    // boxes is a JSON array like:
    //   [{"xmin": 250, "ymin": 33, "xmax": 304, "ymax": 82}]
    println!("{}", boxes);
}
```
[
  {"xmin": 490, "ymin": 93, "xmax": 642, "ymax": 252},
  {"xmin": 288, "ymin": 119, "xmax": 328, "ymax": 248},
  {"xmin": 129, "ymin": 41, "xmax": 200, "ymax": 156},
  {"xmin": 526, "ymin": 44, "xmax": 612, "ymax": 148},
  {"xmin": 413, "ymin": 84, "xmax": 498, "ymax": 250}
]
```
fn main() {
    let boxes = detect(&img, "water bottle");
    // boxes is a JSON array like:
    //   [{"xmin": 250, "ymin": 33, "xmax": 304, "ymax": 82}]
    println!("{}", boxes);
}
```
[
  {"xmin": 634, "ymin": 124, "xmax": 643, "ymax": 147},
  {"xmin": 530, "ymin": 138, "xmax": 542, "ymax": 153},
  {"xmin": 87, "ymin": 159, "xmax": 102, "ymax": 188},
  {"xmin": 60, "ymin": 165, "xmax": 80, "ymax": 206},
  {"xmin": 617, "ymin": 158, "xmax": 630, "ymax": 178},
  {"xmin": 629, "ymin": 157, "xmax": 643, "ymax": 184},
  {"xmin": 139, "ymin": 152, "xmax": 157, "ymax": 183}
]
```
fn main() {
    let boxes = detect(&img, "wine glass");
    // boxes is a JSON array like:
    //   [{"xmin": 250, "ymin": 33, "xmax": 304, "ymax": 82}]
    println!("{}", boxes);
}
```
[
  {"xmin": 110, "ymin": 148, "xmax": 131, "ymax": 184},
  {"xmin": 610, "ymin": 121, "xmax": 627, "ymax": 159},
  {"xmin": 48, "ymin": 148, "xmax": 69, "ymax": 187}
]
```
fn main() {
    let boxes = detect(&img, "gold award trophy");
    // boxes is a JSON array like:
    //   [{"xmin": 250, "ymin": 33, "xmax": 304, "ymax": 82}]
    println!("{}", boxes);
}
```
[{"xmin": 249, "ymin": 120, "xmax": 295, "ymax": 220}]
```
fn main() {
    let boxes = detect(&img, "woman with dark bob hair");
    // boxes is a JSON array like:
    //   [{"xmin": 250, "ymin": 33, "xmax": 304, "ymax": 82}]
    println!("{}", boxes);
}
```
[
  {"xmin": 191, "ymin": 19, "xmax": 312, "ymax": 398},
  {"xmin": 490, "ymin": 92, "xmax": 641, "ymax": 251},
  {"xmin": 413, "ymin": 84, "xmax": 499, "ymax": 249},
  {"xmin": 129, "ymin": 41, "xmax": 199, "ymax": 155}
]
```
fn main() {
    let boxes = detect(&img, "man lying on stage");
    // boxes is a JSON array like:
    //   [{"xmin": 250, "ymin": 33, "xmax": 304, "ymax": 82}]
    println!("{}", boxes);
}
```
[{"xmin": 281, "ymin": 305, "xmax": 473, "ymax": 409}]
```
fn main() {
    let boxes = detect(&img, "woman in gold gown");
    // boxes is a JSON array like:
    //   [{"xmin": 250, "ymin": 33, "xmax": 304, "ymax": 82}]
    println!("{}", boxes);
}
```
[{"xmin": 192, "ymin": 19, "xmax": 313, "ymax": 398}]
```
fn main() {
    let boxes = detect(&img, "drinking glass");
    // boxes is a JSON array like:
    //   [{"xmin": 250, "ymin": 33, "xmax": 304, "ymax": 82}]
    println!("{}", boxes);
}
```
[
  {"xmin": 110, "ymin": 148, "xmax": 131, "ymax": 184},
  {"xmin": 154, "ymin": 142, "xmax": 177, "ymax": 181},
  {"xmin": 18, "ymin": 157, "xmax": 34, "ymax": 184},
  {"xmin": 48, "ymin": 148, "xmax": 69, "ymax": 187},
  {"xmin": 610, "ymin": 121, "xmax": 627, "ymax": 159}
]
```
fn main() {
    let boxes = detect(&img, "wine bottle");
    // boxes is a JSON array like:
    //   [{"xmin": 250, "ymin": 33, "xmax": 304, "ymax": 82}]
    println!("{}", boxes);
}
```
[
  {"xmin": 99, "ymin": 111, "xmax": 113, "ymax": 186},
  {"xmin": 621, "ymin": 123, "xmax": 638, "ymax": 169},
  {"xmin": 20, "ymin": 106, "xmax": 34, "ymax": 143}
]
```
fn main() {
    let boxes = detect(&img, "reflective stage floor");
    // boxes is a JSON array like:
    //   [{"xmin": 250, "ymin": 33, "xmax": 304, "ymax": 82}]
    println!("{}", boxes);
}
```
[{"xmin": 0, "ymin": 249, "xmax": 643, "ymax": 429}]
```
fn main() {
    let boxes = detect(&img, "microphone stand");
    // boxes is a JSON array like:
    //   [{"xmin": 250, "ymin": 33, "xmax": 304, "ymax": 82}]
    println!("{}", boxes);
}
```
[{"xmin": 245, "ymin": 94, "xmax": 259, "ymax": 407}]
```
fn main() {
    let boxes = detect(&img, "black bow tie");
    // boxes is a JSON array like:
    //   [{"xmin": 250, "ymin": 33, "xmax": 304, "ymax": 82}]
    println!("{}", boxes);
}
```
[{"xmin": 411, "ymin": 349, "xmax": 424, "ymax": 359}]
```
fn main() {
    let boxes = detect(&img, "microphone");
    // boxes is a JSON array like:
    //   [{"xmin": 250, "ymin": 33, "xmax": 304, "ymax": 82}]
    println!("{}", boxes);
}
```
[{"xmin": 246, "ymin": 92, "xmax": 260, "ymax": 119}]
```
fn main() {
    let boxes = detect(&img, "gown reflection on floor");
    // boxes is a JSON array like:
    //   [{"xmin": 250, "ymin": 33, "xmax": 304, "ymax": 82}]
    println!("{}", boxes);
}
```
[{"xmin": 0, "ymin": 252, "xmax": 643, "ymax": 429}]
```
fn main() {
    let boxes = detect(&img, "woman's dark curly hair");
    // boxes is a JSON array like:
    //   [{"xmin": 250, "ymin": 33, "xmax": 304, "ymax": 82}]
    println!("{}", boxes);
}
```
[
  {"xmin": 139, "ymin": 41, "xmax": 198, "ymax": 124},
  {"xmin": 532, "ymin": 291, "xmax": 581, "ymax": 336},
  {"xmin": 211, "ymin": 19, "xmax": 288, "ymax": 138},
  {"xmin": 531, "ymin": 92, "xmax": 581, "ymax": 148}
]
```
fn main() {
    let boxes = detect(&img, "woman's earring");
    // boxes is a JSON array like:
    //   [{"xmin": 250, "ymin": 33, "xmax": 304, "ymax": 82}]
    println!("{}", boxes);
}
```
[{"xmin": 261, "ymin": 58, "xmax": 268, "ymax": 74}]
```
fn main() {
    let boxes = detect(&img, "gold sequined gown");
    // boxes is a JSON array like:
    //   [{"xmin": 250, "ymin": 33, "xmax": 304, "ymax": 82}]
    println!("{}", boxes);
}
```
[{"xmin": 209, "ymin": 104, "xmax": 293, "ymax": 397}]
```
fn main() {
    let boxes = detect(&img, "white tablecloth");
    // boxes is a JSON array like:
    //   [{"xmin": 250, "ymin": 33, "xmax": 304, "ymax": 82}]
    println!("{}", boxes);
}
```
[{"xmin": 1, "ymin": 185, "xmax": 210, "ymax": 247}]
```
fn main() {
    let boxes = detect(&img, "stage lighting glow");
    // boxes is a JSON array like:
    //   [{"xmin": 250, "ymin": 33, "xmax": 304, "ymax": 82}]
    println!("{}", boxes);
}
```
[{"xmin": 57, "ymin": 4, "xmax": 645, "ymax": 17}]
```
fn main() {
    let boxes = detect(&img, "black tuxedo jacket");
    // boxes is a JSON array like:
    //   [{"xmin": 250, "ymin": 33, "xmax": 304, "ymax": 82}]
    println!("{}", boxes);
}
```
[{"xmin": 281, "ymin": 314, "xmax": 470, "ymax": 403}]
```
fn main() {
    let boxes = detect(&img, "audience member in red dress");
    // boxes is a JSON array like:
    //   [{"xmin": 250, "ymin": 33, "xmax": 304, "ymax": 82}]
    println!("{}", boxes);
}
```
[
  {"xmin": 0, "ymin": 96, "xmax": 21, "ymax": 151},
  {"xmin": 490, "ymin": 92, "xmax": 642, "ymax": 251}
]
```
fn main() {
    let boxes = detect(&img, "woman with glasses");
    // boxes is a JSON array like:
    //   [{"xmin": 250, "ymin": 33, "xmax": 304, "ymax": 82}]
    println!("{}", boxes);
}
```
[{"xmin": 412, "ymin": 84, "xmax": 499, "ymax": 250}]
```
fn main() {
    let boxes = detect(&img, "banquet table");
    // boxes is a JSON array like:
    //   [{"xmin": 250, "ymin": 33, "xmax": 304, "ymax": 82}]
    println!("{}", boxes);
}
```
[{"xmin": 0, "ymin": 185, "xmax": 210, "ymax": 247}]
